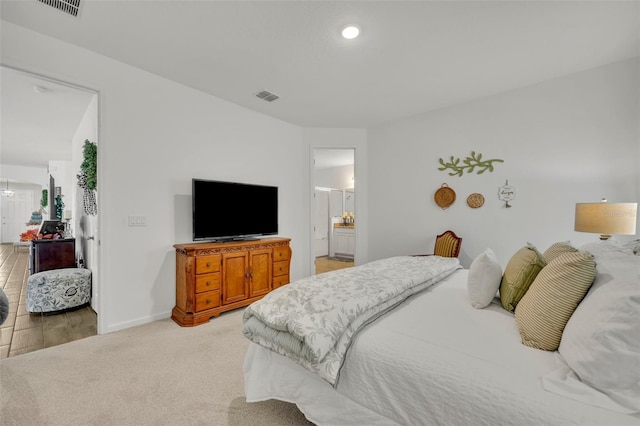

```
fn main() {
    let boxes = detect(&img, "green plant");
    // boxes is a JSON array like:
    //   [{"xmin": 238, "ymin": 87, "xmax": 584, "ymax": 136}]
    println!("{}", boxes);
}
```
[
  {"xmin": 81, "ymin": 140, "xmax": 97, "ymax": 190},
  {"xmin": 438, "ymin": 151, "xmax": 504, "ymax": 177},
  {"xmin": 41, "ymin": 189, "xmax": 48, "ymax": 208},
  {"xmin": 55, "ymin": 195, "xmax": 64, "ymax": 220}
]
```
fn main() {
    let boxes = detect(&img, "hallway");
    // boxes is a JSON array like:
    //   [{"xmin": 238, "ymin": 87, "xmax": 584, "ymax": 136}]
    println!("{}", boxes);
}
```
[{"xmin": 0, "ymin": 243, "xmax": 96, "ymax": 358}]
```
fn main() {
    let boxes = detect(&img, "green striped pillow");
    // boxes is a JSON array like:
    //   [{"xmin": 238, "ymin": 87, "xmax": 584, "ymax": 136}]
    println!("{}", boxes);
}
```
[
  {"xmin": 542, "ymin": 241, "xmax": 577, "ymax": 263},
  {"xmin": 499, "ymin": 245, "xmax": 546, "ymax": 312},
  {"xmin": 515, "ymin": 251, "xmax": 596, "ymax": 351}
]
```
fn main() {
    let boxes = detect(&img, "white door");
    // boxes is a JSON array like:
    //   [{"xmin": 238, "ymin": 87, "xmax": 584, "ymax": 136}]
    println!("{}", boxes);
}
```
[
  {"xmin": 314, "ymin": 189, "xmax": 329, "ymax": 257},
  {"xmin": 329, "ymin": 190, "xmax": 344, "ymax": 218},
  {"xmin": 1, "ymin": 189, "xmax": 34, "ymax": 243}
]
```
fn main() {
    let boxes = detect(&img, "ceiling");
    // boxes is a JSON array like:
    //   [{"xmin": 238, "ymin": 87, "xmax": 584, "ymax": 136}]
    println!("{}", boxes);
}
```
[
  {"xmin": 1, "ymin": 66, "xmax": 95, "ymax": 169},
  {"xmin": 1, "ymin": 1, "xmax": 638, "ymax": 170}
]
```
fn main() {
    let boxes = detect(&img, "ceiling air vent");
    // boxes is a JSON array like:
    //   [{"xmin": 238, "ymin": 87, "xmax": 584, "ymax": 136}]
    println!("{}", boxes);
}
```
[
  {"xmin": 37, "ymin": 0, "xmax": 81, "ymax": 17},
  {"xmin": 256, "ymin": 90, "xmax": 279, "ymax": 102}
]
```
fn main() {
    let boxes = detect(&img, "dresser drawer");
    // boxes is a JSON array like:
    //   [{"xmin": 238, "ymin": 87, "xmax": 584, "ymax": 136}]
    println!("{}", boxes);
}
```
[
  {"xmin": 273, "ymin": 246, "xmax": 291, "ymax": 262},
  {"xmin": 195, "ymin": 255, "xmax": 221, "ymax": 274},
  {"xmin": 195, "ymin": 273, "xmax": 221, "ymax": 293},
  {"xmin": 273, "ymin": 275, "xmax": 289, "ymax": 289},
  {"xmin": 195, "ymin": 290, "xmax": 220, "ymax": 312},
  {"xmin": 273, "ymin": 260, "xmax": 289, "ymax": 277}
]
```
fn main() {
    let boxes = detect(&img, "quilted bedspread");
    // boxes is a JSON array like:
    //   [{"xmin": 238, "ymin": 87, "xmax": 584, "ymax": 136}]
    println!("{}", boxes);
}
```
[{"xmin": 242, "ymin": 255, "xmax": 461, "ymax": 385}]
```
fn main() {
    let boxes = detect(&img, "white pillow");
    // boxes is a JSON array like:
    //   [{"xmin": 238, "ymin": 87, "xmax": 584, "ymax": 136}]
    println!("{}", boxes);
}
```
[
  {"xmin": 579, "ymin": 240, "xmax": 634, "ymax": 258},
  {"xmin": 467, "ymin": 248, "xmax": 502, "ymax": 309},
  {"xmin": 558, "ymin": 252, "xmax": 640, "ymax": 413},
  {"xmin": 620, "ymin": 239, "xmax": 640, "ymax": 255}
]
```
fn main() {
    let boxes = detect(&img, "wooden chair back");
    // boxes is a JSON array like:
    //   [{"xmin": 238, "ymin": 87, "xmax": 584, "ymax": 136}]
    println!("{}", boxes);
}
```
[{"xmin": 433, "ymin": 230, "xmax": 462, "ymax": 258}]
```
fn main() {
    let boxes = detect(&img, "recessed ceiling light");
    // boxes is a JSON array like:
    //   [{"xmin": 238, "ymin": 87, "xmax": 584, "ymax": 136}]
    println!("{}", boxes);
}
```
[{"xmin": 342, "ymin": 26, "xmax": 360, "ymax": 40}]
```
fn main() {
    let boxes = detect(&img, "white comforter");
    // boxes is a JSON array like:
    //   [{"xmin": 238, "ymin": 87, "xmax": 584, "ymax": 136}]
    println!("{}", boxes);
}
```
[
  {"xmin": 243, "ymin": 255, "xmax": 461, "ymax": 385},
  {"xmin": 244, "ymin": 269, "xmax": 640, "ymax": 425}
]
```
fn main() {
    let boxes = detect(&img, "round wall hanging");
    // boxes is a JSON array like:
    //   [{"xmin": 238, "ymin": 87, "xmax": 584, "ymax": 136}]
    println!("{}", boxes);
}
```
[
  {"xmin": 467, "ymin": 193, "xmax": 485, "ymax": 209},
  {"xmin": 434, "ymin": 183, "xmax": 456, "ymax": 209}
]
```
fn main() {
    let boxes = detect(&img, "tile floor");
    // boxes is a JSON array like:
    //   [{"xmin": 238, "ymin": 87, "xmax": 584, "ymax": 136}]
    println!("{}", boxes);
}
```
[
  {"xmin": 315, "ymin": 256, "xmax": 354, "ymax": 274},
  {"xmin": 0, "ymin": 243, "xmax": 96, "ymax": 359}
]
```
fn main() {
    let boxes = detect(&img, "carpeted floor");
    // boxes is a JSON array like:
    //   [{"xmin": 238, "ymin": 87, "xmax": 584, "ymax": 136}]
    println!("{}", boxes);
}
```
[{"xmin": 0, "ymin": 309, "xmax": 313, "ymax": 425}]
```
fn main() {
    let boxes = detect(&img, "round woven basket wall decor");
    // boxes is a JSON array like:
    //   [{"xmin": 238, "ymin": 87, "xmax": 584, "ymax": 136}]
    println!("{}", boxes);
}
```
[
  {"xmin": 467, "ymin": 193, "xmax": 485, "ymax": 209},
  {"xmin": 434, "ymin": 183, "xmax": 456, "ymax": 209}
]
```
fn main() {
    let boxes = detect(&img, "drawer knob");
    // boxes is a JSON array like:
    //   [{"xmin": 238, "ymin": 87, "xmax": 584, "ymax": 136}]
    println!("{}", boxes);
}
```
[
  {"xmin": 206, "ymin": 299, "xmax": 211, "ymax": 304},
  {"xmin": 206, "ymin": 281, "xmax": 211, "ymax": 286},
  {"xmin": 206, "ymin": 262, "xmax": 212, "ymax": 267}
]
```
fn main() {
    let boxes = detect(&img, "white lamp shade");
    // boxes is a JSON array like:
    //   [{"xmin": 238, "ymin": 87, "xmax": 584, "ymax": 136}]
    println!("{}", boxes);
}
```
[{"xmin": 575, "ymin": 202, "xmax": 637, "ymax": 236}]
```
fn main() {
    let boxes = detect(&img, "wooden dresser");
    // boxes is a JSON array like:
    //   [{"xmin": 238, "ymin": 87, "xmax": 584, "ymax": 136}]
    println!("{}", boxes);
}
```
[
  {"xmin": 172, "ymin": 237, "xmax": 291, "ymax": 326},
  {"xmin": 30, "ymin": 238, "xmax": 76, "ymax": 274}
]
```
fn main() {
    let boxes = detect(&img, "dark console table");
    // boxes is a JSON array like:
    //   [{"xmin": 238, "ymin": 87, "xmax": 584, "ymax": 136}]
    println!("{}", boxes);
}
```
[{"xmin": 30, "ymin": 238, "xmax": 76, "ymax": 274}]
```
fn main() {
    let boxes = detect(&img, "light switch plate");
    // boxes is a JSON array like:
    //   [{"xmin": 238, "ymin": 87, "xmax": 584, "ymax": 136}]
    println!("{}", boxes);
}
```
[{"xmin": 128, "ymin": 215, "xmax": 147, "ymax": 226}]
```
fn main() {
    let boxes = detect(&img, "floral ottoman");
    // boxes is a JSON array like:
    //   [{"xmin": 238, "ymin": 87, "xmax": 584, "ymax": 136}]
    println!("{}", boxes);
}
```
[{"xmin": 27, "ymin": 268, "xmax": 92, "ymax": 313}]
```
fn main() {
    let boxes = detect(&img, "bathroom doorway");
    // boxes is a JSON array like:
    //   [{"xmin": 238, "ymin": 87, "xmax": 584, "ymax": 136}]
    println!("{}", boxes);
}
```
[{"xmin": 312, "ymin": 148, "xmax": 355, "ymax": 274}]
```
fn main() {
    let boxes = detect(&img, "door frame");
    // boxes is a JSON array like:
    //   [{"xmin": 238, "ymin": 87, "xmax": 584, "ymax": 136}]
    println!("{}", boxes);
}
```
[
  {"xmin": 309, "ymin": 147, "xmax": 358, "ymax": 276},
  {"xmin": 1, "ymin": 65, "xmax": 103, "ymax": 334}
]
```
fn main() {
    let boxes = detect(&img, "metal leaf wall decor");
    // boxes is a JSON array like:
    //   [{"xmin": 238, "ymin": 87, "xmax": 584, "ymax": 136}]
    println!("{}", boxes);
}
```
[{"xmin": 438, "ymin": 151, "xmax": 503, "ymax": 177}]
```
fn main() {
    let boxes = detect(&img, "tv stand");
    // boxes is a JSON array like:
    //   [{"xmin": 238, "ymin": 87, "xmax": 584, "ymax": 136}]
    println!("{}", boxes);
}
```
[
  {"xmin": 204, "ymin": 236, "xmax": 260, "ymax": 243},
  {"xmin": 232, "ymin": 236, "xmax": 259, "ymax": 242},
  {"xmin": 172, "ymin": 237, "xmax": 291, "ymax": 326}
]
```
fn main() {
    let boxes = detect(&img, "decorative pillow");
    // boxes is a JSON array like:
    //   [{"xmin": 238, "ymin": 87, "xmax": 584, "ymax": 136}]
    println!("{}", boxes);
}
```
[
  {"xmin": 619, "ymin": 239, "xmax": 640, "ymax": 256},
  {"xmin": 499, "ymin": 244, "xmax": 546, "ymax": 312},
  {"xmin": 514, "ymin": 251, "xmax": 596, "ymax": 351},
  {"xmin": 579, "ymin": 241, "xmax": 634, "ymax": 258},
  {"xmin": 558, "ymin": 252, "xmax": 640, "ymax": 413},
  {"xmin": 467, "ymin": 248, "xmax": 502, "ymax": 309},
  {"xmin": 542, "ymin": 241, "xmax": 577, "ymax": 263}
]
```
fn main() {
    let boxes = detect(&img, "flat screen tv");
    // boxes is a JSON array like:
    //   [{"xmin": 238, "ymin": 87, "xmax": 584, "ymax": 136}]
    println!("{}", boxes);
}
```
[{"xmin": 192, "ymin": 179, "xmax": 278, "ymax": 241}]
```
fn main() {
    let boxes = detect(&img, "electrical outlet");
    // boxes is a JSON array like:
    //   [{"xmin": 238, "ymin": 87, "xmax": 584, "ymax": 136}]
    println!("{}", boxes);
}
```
[{"xmin": 128, "ymin": 215, "xmax": 147, "ymax": 227}]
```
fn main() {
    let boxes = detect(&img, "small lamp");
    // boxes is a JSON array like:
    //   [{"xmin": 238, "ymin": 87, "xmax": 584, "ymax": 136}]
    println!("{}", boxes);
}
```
[
  {"xmin": 63, "ymin": 210, "xmax": 73, "ymax": 238},
  {"xmin": 574, "ymin": 198, "xmax": 637, "ymax": 240}
]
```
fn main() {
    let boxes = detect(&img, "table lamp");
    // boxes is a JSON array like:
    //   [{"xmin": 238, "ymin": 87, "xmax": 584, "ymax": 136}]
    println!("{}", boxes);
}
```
[
  {"xmin": 574, "ymin": 199, "xmax": 637, "ymax": 240},
  {"xmin": 63, "ymin": 210, "xmax": 73, "ymax": 238}
]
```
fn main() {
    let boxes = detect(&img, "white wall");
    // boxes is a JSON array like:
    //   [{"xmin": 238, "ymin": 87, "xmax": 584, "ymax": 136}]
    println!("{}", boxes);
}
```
[
  {"xmin": 5, "ymin": 20, "xmax": 636, "ymax": 334},
  {"xmin": 71, "ymin": 94, "xmax": 99, "ymax": 310},
  {"xmin": 368, "ymin": 58, "xmax": 639, "ymax": 268},
  {"xmin": 71, "ymin": 94, "xmax": 99, "ymax": 226},
  {"xmin": 48, "ymin": 160, "xmax": 71, "ymax": 217},
  {"xmin": 315, "ymin": 164, "xmax": 354, "ymax": 190},
  {"xmin": 0, "ymin": 164, "xmax": 48, "ymax": 187},
  {"xmin": 2, "ymin": 22, "xmax": 313, "ymax": 333}
]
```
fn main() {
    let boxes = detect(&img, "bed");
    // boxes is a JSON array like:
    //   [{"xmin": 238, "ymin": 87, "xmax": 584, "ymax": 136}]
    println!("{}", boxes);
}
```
[{"xmin": 242, "ymin": 241, "xmax": 640, "ymax": 425}]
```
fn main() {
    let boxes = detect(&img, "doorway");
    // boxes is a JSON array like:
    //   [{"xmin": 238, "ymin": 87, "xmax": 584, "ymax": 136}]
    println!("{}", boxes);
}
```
[
  {"xmin": 312, "ymin": 148, "xmax": 355, "ymax": 274},
  {"xmin": 0, "ymin": 65, "xmax": 101, "ymax": 347},
  {"xmin": 1, "ymin": 187, "xmax": 35, "ymax": 243}
]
